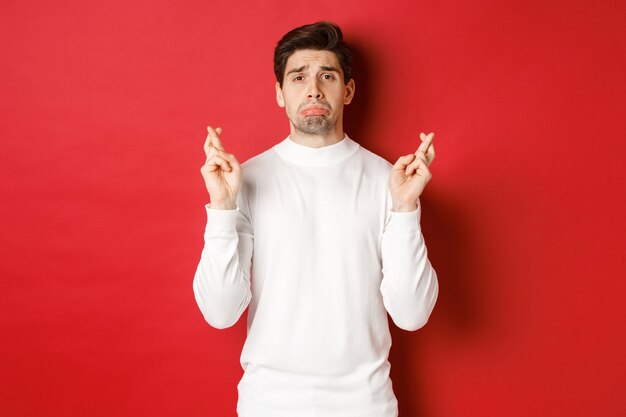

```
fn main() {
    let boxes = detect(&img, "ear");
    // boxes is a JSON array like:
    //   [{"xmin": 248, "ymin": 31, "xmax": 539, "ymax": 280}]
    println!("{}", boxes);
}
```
[
  {"xmin": 344, "ymin": 78, "xmax": 355, "ymax": 105},
  {"xmin": 275, "ymin": 82, "xmax": 285, "ymax": 108}
]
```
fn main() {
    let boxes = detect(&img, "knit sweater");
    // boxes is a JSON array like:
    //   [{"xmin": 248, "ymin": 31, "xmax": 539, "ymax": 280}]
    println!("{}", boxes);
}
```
[{"xmin": 193, "ymin": 135, "xmax": 438, "ymax": 417}]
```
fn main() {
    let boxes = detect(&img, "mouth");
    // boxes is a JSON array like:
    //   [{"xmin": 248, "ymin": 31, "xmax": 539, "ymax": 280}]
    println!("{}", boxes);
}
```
[{"xmin": 300, "ymin": 106, "xmax": 330, "ymax": 117}]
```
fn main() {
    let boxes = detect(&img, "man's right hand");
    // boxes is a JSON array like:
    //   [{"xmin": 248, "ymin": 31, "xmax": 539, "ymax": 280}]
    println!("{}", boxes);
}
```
[{"xmin": 200, "ymin": 126, "xmax": 242, "ymax": 210}]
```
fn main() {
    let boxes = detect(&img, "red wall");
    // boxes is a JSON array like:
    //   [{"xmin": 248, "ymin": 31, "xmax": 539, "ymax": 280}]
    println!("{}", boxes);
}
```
[{"xmin": 2, "ymin": 1, "xmax": 624, "ymax": 416}]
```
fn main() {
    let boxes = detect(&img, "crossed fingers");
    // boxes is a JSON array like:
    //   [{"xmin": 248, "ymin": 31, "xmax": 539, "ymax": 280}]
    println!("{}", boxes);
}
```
[
  {"xmin": 405, "ymin": 132, "xmax": 435, "ymax": 176},
  {"xmin": 416, "ymin": 132, "xmax": 435, "ymax": 165},
  {"xmin": 203, "ymin": 126, "xmax": 232, "ymax": 172},
  {"xmin": 204, "ymin": 126, "xmax": 224, "ymax": 154}
]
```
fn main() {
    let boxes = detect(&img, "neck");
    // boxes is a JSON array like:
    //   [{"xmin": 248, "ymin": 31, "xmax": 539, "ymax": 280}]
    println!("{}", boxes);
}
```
[{"xmin": 289, "ymin": 121, "xmax": 345, "ymax": 148}]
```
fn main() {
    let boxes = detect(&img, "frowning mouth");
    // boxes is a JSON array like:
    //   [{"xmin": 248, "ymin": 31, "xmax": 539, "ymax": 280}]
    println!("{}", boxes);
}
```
[{"xmin": 300, "ymin": 106, "xmax": 330, "ymax": 117}]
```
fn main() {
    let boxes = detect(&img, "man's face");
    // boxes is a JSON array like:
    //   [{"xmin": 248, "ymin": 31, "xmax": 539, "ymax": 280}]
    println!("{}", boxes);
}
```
[{"xmin": 276, "ymin": 49, "xmax": 355, "ymax": 137}]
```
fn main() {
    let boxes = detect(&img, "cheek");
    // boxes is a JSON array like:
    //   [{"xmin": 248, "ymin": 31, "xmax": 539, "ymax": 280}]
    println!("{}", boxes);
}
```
[{"xmin": 284, "ymin": 94, "xmax": 300, "ymax": 111}]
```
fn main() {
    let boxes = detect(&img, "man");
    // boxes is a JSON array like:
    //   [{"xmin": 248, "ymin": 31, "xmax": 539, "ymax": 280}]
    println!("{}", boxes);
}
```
[{"xmin": 193, "ymin": 21, "xmax": 438, "ymax": 417}]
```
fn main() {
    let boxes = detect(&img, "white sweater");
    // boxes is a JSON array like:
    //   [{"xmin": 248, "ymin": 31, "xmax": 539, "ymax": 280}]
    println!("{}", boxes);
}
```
[{"xmin": 193, "ymin": 135, "xmax": 438, "ymax": 417}]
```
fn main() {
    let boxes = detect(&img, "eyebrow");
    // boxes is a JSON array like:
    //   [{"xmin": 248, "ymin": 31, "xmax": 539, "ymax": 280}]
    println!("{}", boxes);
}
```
[
  {"xmin": 286, "ymin": 66, "xmax": 306, "ymax": 76},
  {"xmin": 285, "ymin": 65, "xmax": 341, "ymax": 76}
]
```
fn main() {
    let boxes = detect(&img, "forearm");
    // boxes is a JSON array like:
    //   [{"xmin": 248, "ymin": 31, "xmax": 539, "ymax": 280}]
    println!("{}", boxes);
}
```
[
  {"xmin": 380, "ymin": 208, "xmax": 438, "ymax": 331},
  {"xmin": 192, "ymin": 206, "xmax": 252, "ymax": 329}
]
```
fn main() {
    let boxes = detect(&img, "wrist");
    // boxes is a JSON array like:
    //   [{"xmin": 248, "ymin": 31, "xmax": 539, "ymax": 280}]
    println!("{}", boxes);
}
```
[
  {"xmin": 392, "ymin": 202, "xmax": 418, "ymax": 212},
  {"xmin": 209, "ymin": 201, "xmax": 237, "ymax": 210}
]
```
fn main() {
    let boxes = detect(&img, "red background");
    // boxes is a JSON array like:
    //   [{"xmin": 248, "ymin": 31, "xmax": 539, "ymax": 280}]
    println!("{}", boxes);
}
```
[{"xmin": 2, "ymin": 1, "xmax": 625, "ymax": 416}]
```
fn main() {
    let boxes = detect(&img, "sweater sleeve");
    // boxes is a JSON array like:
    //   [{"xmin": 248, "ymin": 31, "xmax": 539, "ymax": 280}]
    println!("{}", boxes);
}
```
[
  {"xmin": 380, "ymin": 197, "xmax": 439, "ymax": 331},
  {"xmin": 192, "ymin": 196, "xmax": 254, "ymax": 329}
]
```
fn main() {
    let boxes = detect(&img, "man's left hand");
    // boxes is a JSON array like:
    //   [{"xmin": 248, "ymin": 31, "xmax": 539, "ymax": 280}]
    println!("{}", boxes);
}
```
[{"xmin": 388, "ymin": 132, "xmax": 435, "ymax": 212}]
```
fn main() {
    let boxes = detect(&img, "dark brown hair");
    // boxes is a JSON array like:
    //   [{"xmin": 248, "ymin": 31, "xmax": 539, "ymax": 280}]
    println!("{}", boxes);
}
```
[{"xmin": 274, "ymin": 21, "xmax": 353, "ymax": 87}]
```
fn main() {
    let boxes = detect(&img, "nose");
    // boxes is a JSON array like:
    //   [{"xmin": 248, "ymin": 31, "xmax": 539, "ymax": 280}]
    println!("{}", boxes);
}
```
[{"xmin": 307, "ymin": 79, "xmax": 323, "ymax": 100}]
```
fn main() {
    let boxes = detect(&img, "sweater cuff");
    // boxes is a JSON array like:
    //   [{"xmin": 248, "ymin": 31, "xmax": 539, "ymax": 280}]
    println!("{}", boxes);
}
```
[
  {"xmin": 389, "ymin": 205, "xmax": 421, "ymax": 232},
  {"xmin": 205, "ymin": 204, "xmax": 239, "ymax": 232}
]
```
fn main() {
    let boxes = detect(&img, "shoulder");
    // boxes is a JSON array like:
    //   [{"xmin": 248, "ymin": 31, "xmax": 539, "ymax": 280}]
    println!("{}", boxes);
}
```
[
  {"xmin": 240, "ymin": 144, "xmax": 279, "ymax": 172},
  {"xmin": 353, "ymin": 141, "xmax": 393, "ymax": 172},
  {"xmin": 238, "ymin": 142, "xmax": 283, "ymax": 196}
]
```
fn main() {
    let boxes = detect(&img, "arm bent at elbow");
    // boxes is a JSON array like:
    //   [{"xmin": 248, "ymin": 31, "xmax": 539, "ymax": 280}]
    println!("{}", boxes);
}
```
[
  {"xmin": 381, "ymin": 267, "xmax": 438, "ymax": 331},
  {"xmin": 193, "ymin": 257, "xmax": 252, "ymax": 329},
  {"xmin": 192, "ymin": 205, "xmax": 253, "ymax": 329},
  {"xmin": 380, "ymin": 207, "xmax": 439, "ymax": 331}
]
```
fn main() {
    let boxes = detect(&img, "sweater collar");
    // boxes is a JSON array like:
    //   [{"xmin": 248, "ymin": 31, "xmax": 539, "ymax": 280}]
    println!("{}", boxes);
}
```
[{"xmin": 273, "ymin": 134, "xmax": 360, "ymax": 167}]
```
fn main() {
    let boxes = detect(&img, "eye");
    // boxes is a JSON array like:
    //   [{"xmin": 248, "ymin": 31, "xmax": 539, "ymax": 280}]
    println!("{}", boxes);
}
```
[
  {"xmin": 322, "ymin": 74, "xmax": 334, "ymax": 80},
  {"xmin": 293, "ymin": 75, "xmax": 304, "ymax": 81}
]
